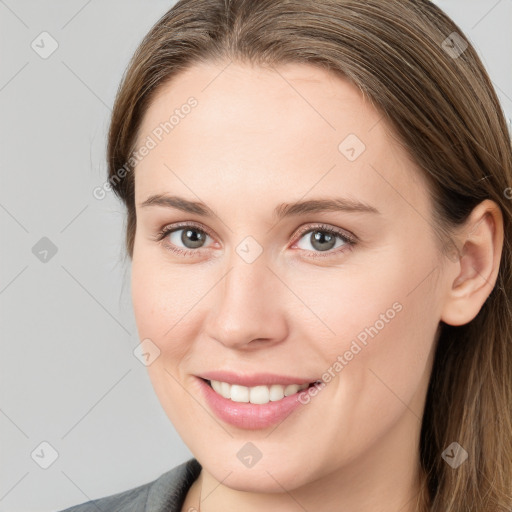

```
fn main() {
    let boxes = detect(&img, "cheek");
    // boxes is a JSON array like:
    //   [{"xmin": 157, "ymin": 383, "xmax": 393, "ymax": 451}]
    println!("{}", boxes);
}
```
[
  {"xmin": 130, "ymin": 257, "xmax": 200, "ymax": 422},
  {"xmin": 130, "ymin": 251, "xmax": 217, "ymax": 369},
  {"xmin": 131, "ymin": 256, "xmax": 186, "ymax": 357},
  {"xmin": 324, "ymin": 255, "xmax": 439, "ymax": 423},
  {"xmin": 291, "ymin": 244, "xmax": 438, "ymax": 353},
  {"xmin": 284, "ymin": 254, "xmax": 439, "ymax": 468},
  {"xmin": 296, "ymin": 242, "xmax": 440, "ymax": 390}
]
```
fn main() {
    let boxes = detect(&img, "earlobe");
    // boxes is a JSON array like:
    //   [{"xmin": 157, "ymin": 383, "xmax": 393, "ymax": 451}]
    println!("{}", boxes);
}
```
[{"xmin": 440, "ymin": 200, "xmax": 504, "ymax": 327}]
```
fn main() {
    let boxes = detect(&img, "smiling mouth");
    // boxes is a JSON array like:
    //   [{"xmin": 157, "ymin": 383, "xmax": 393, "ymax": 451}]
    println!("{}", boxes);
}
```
[{"xmin": 203, "ymin": 378, "xmax": 319, "ymax": 405}]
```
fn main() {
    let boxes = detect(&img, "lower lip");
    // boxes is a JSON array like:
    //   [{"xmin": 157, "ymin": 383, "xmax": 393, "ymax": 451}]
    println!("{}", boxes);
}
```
[{"xmin": 196, "ymin": 377, "xmax": 309, "ymax": 430}]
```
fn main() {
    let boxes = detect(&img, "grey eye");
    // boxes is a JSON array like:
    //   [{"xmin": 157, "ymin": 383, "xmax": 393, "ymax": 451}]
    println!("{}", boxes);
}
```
[
  {"xmin": 295, "ymin": 229, "xmax": 347, "ymax": 252},
  {"xmin": 169, "ymin": 227, "xmax": 211, "ymax": 249}
]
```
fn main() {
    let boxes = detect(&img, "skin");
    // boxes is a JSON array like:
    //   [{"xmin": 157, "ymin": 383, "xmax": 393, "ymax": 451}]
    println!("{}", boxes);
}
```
[{"xmin": 130, "ymin": 60, "xmax": 503, "ymax": 512}]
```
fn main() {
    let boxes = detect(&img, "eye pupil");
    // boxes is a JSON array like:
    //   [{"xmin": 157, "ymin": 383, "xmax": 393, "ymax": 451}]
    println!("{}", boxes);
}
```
[
  {"xmin": 182, "ymin": 228, "xmax": 206, "ymax": 249},
  {"xmin": 311, "ymin": 230, "xmax": 336, "ymax": 251}
]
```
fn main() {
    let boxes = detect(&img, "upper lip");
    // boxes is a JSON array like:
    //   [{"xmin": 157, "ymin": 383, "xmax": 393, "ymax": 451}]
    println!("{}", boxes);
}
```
[{"xmin": 197, "ymin": 370, "xmax": 317, "ymax": 387}]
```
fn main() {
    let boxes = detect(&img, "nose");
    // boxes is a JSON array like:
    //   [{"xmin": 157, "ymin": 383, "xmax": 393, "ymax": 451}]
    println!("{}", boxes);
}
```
[{"xmin": 204, "ymin": 255, "xmax": 289, "ymax": 351}]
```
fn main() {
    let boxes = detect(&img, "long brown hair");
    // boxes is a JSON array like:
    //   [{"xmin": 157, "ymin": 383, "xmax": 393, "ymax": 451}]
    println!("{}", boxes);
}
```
[{"xmin": 106, "ymin": 1, "xmax": 512, "ymax": 510}]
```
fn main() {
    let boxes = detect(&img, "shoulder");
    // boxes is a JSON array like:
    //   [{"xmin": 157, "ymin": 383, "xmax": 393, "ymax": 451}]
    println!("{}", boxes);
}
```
[{"xmin": 56, "ymin": 457, "xmax": 202, "ymax": 512}]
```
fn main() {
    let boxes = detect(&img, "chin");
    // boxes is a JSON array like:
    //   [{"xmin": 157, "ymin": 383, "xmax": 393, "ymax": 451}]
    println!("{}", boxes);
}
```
[{"xmin": 200, "ymin": 449, "xmax": 319, "ymax": 493}]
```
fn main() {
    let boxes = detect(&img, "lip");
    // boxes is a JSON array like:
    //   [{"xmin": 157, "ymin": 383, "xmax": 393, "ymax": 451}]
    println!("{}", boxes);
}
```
[
  {"xmin": 197, "ymin": 370, "xmax": 316, "ymax": 387},
  {"xmin": 196, "ymin": 377, "xmax": 311, "ymax": 429}
]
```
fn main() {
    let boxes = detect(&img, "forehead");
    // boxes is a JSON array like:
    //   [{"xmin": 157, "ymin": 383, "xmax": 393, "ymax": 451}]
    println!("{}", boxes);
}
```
[
  {"xmin": 136, "ymin": 61, "xmax": 378, "ymax": 150},
  {"xmin": 133, "ymin": 61, "xmax": 429, "ymax": 218}
]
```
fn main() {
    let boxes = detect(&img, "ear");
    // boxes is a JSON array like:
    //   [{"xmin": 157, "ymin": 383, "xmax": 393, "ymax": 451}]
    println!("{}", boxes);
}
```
[{"xmin": 440, "ymin": 199, "xmax": 504, "ymax": 326}]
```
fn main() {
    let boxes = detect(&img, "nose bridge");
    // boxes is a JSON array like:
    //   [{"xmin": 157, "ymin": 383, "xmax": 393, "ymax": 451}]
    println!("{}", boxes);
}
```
[
  {"xmin": 221, "ymin": 250, "xmax": 274, "ymax": 319},
  {"xmin": 220, "ymin": 230, "xmax": 274, "ymax": 304},
  {"xmin": 205, "ymin": 246, "xmax": 288, "ymax": 348}
]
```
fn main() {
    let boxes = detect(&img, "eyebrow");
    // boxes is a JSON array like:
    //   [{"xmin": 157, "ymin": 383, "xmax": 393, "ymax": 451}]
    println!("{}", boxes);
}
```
[{"xmin": 139, "ymin": 194, "xmax": 380, "ymax": 220}]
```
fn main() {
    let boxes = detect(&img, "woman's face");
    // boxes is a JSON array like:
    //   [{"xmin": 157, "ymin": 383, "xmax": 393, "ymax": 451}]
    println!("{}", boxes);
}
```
[{"xmin": 131, "ymin": 61, "xmax": 448, "ymax": 493}]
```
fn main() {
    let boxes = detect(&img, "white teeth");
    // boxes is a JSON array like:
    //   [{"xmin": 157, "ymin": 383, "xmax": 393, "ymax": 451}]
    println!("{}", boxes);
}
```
[
  {"xmin": 211, "ymin": 380, "xmax": 222, "ymax": 394},
  {"xmin": 220, "ymin": 381, "xmax": 231, "ymax": 398},
  {"xmin": 284, "ymin": 384, "xmax": 300, "ymax": 396},
  {"xmin": 230, "ymin": 384, "xmax": 249, "ymax": 402},
  {"xmin": 269, "ymin": 384, "xmax": 284, "ymax": 401},
  {"xmin": 249, "ymin": 385, "xmax": 269, "ymax": 404},
  {"xmin": 209, "ymin": 380, "xmax": 309, "ymax": 404}
]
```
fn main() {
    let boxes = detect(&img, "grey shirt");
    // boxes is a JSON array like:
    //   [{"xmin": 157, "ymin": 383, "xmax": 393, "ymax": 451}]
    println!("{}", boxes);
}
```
[{"xmin": 57, "ymin": 458, "xmax": 202, "ymax": 512}]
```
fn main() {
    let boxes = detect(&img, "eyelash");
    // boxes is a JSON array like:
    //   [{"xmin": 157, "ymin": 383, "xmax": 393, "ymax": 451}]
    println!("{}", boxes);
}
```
[{"xmin": 154, "ymin": 221, "xmax": 357, "ymax": 259}]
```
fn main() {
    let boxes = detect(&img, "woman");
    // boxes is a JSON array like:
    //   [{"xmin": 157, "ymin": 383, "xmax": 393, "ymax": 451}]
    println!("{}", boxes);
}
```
[{"xmin": 59, "ymin": 0, "xmax": 512, "ymax": 511}]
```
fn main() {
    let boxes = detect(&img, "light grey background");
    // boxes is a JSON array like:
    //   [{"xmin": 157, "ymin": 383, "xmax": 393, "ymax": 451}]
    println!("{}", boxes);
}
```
[{"xmin": 0, "ymin": 1, "xmax": 510, "ymax": 511}]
